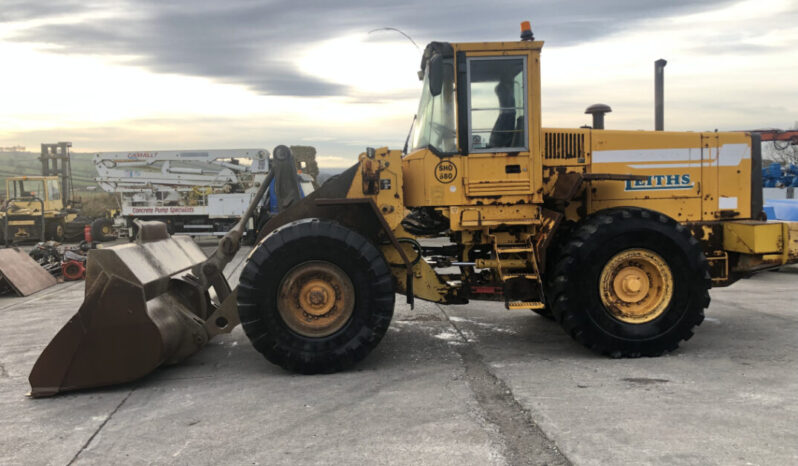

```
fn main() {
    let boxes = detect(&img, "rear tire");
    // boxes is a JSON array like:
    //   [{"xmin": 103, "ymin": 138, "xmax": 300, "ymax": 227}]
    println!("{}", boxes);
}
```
[
  {"xmin": 237, "ymin": 218, "xmax": 395, "ymax": 374},
  {"xmin": 538, "ymin": 220, "xmax": 575, "ymax": 321},
  {"xmin": 64, "ymin": 215, "xmax": 91, "ymax": 241},
  {"xmin": 91, "ymin": 217, "xmax": 116, "ymax": 242},
  {"xmin": 548, "ymin": 207, "xmax": 710, "ymax": 357}
]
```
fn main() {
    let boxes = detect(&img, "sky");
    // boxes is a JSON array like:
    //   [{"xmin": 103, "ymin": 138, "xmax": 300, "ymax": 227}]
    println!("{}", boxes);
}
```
[{"xmin": 0, "ymin": 0, "xmax": 796, "ymax": 167}]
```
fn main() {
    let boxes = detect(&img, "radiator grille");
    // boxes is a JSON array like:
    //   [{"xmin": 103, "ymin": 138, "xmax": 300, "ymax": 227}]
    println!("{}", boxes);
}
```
[{"xmin": 543, "ymin": 131, "xmax": 585, "ymax": 160}]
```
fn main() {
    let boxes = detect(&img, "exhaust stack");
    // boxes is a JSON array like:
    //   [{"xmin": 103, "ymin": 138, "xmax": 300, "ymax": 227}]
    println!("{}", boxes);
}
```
[{"xmin": 655, "ymin": 58, "xmax": 667, "ymax": 131}]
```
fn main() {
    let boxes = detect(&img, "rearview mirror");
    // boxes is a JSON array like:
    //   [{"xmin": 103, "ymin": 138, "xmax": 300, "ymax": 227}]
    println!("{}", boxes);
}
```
[{"xmin": 428, "ymin": 54, "xmax": 443, "ymax": 97}]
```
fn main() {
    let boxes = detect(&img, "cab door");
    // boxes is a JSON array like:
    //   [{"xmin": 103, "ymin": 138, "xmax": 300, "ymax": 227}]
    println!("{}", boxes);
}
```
[
  {"xmin": 459, "ymin": 51, "xmax": 541, "ymax": 202},
  {"xmin": 46, "ymin": 179, "xmax": 64, "ymax": 211}
]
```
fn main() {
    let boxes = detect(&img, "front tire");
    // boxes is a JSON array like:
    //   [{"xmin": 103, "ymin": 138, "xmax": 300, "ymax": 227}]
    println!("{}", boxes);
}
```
[
  {"xmin": 548, "ymin": 208, "xmax": 710, "ymax": 357},
  {"xmin": 237, "ymin": 218, "xmax": 395, "ymax": 374},
  {"xmin": 46, "ymin": 219, "xmax": 65, "ymax": 242}
]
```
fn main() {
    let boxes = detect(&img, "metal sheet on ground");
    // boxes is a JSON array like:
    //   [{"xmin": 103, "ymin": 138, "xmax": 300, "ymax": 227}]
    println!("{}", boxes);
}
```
[{"xmin": 0, "ymin": 248, "xmax": 57, "ymax": 297}]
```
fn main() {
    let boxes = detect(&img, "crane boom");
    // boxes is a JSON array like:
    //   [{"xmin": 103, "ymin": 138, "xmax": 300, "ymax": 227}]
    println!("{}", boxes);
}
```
[{"xmin": 94, "ymin": 148, "xmax": 269, "ymax": 193}]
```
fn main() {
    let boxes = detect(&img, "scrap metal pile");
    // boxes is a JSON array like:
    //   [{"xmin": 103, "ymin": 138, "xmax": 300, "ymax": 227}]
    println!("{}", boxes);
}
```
[
  {"xmin": 27, "ymin": 241, "xmax": 89, "ymax": 280},
  {"xmin": 763, "ymin": 163, "xmax": 798, "ymax": 188}
]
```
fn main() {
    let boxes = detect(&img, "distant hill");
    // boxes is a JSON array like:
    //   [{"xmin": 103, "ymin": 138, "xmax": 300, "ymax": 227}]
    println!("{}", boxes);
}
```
[{"xmin": 317, "ymin": 167, "xmax": 346, "ymax": 185}]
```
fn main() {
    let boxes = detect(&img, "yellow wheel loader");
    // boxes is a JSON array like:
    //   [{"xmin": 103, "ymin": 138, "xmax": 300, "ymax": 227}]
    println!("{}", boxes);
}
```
[{"xmin": 28, "ymin": 24, "xmax": 798, "ymax": 396}]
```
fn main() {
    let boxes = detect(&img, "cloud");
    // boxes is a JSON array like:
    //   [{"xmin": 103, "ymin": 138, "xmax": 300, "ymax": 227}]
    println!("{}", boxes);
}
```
[
  {"xmin": 5, "ymin": 0, "xmax": 795, "ymax": 165},
  {"xmin": 0, "ymin": 0, "xmax": 91, "ymax": 22},
  {"xmin": 686, "ymin": 42, "xmax": 789, "ymax": 55},
  {"xmin": 7, "ymin": 0, "xmax": 737, "ymax": 97}
]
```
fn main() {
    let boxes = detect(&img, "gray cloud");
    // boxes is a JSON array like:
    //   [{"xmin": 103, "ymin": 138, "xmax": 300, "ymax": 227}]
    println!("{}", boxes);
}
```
[
  {"xmin": 687, "ymin": 42, "xmax": 789, "ymax": 55},
  {"xmin": 0, "ymin": 0, "xmax": 92, "ymax": 22},
  {"xmin": 8, "ymin": 0, "xmax": 738, "ymax": 97}
]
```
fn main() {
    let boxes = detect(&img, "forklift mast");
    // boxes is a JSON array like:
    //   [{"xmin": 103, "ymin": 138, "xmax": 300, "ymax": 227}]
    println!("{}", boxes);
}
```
[{"xmin": 40, "ymin": 142, "xmax": 74, "ymax": 206}]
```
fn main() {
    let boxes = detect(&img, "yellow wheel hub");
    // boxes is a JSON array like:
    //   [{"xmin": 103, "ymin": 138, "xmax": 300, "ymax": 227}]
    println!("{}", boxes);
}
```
[
  {"xmin": 277, "ymin": 261, "xmax": 354, "ymax": 337},
  {"xmin": 298, "ymin": 280, "xmax": 336, "ymax": 316},
  {"xmin": 599, "ymin": 249, "xmax": 673, "ymax": 324}
]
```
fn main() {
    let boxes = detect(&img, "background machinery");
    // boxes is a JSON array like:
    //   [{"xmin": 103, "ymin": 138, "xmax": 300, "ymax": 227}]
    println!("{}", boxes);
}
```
[
  {"xmin": 755, "ymin": 130, "xmax": 798, "ymax": 220},
  {"xmin": 29, "ymin": 24, "xmax": 798, "ymax": 396},
  {"xmin": 1, "ymin": 143, "xmax": 86, "ymax": 245},
  {"xmin": 93, "ymin": 148, "xmax": 314, "ymax": 240}
]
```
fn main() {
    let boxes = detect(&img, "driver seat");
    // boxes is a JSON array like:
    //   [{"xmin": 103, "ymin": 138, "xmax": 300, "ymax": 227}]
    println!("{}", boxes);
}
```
[{"xmin": 489, "ymin": 81, "xmax": 517, "ymax": 148}]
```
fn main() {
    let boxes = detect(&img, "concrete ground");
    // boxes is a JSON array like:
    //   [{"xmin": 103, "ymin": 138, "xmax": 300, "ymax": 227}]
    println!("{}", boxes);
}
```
[{"xmin": 1, "ymin": 241, "xmax": 797, "ymax": 465}]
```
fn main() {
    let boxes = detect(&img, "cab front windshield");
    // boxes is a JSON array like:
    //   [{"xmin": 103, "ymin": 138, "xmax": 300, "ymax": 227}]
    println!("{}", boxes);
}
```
[
  {"xmin": 10, "ymin": 179, "xmax": 45, "ymax": 199},
  {"xmin": 409, "ymin": 58, "xmax": 456, "ymax": 154}
]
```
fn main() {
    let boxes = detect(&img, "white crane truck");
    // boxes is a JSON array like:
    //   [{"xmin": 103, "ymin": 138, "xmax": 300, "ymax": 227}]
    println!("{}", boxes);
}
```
[{"xmin": 94, "ymin": 148, "xmax": 314, "ymax": 240}]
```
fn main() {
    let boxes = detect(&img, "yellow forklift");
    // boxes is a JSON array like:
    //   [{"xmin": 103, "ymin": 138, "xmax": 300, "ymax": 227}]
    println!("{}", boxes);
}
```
[{"xmin": 1, "ymin": 142, "xmax": 84, "ymax": 245}]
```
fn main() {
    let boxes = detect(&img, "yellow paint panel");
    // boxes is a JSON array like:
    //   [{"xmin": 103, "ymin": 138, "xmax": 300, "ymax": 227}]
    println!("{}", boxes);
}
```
[
  {"xmin": 464, "ymin": 153, "xmax": 532, "ymax": 196},
  {"xmin": 723, "ymin": 221, "xmax": 783, "ymax": 254},
  {"xmin": 449, "ymin": 204, "xmax": 540, "ymax": 230},
  {"xmin": 402, "ymin": 149, "xmax": 537, "ymax": 207},
  {"xmin": 380, "ymin": 242, "xmax": 450, "ymax": 303},
  {"xmin": 591, "ymin": 198, "xmax": 703, "ymax": 222},
  {"xmin": 402, "ymin": 149, "xmax": 467, "ymax": 206},
  {"xmin": 584, "ymin": 129, "xmax": 753, "ymax": 221},
  {"xmin": 589, "ymin": 130, "xmax": 702, "ymax": 203},
  {"xmin": 345, "ymin": 148, "xmax": 405, "ymax": 230}
]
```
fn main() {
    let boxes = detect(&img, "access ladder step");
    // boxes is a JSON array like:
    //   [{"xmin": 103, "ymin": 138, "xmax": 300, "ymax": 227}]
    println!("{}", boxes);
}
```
[
  {"xmin": 495, "ymin": 247, "xmax": 533, "ymax": 254},
  {"xmin": 507, "ymin": 301, "xmax": 546, "ymax": 310},
  {"xmin": 500, "ymin": 273, "xmax": 539, "ymax": 281}
]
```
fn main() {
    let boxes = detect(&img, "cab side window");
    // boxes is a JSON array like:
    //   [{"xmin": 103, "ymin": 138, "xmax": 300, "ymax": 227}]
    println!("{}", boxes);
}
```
[
  {"xmin": 48, "ymin": 180, "xmax": 61, "ymax": 201},
  {"xmin": 467, "ymin": 57, "xmax": 527, "ymax": 152}
]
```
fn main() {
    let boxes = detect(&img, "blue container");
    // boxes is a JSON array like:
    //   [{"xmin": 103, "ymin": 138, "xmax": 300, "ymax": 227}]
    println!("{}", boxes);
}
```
[
  {"xmin": 764, "ymin": 164, "xmax": 783, "ymax": 178},
  {"xmin": 764, "ymin": 199, "xmax": 798, "ymax": 221},
  {"xmin": 763, "ymin": 205, "xmax": 777, "ymax": 220}
]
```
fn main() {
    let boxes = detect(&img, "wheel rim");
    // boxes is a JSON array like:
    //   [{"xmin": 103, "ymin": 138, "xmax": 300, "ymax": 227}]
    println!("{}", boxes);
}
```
[
  {"xmin": 56, "ymin": 224, "xmax": 64, "ymax": 239},
  {"xmin": 599, "ymin": 248, "xmax": 673, "ymax": 324},
  {"xmin": 277, "ymin": 261, "xmax": 355, "ymax": 337},
  {"xmin": 102, "ymin": 225, "xmax": 111, "ymax": 235}
]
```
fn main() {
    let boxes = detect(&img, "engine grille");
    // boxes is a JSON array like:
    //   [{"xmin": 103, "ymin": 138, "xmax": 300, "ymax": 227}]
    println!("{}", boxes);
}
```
[{"xmin": 543, "ymin": 131, "xmax": 586, "ymax": 160}]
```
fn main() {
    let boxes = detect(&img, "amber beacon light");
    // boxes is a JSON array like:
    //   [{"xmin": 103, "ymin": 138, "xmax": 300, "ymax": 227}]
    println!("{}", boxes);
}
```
[{"xmin": 520, "ymin": 21, "xmax": 534, "ymax": 41}]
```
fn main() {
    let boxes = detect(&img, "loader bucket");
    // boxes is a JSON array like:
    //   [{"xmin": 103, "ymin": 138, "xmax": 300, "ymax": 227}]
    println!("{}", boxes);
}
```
[{"xmin": 29, "ymin": 222, "xmax": 227, "ymax": 397}]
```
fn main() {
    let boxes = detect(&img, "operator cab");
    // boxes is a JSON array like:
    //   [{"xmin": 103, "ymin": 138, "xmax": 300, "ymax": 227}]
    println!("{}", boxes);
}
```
[
  {"xmin": 5, "ymin": 176, "xmax": 62, "ymax": 209},
  {"xmin": 403, "ymin": 23, "xmax": 544, "ymax": 207}
]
